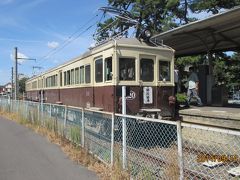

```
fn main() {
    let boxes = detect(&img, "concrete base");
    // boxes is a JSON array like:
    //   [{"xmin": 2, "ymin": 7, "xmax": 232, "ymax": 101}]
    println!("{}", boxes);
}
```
[{"xmin": 179, "ymin": 106, "xmax": 240, "ymax": 130}]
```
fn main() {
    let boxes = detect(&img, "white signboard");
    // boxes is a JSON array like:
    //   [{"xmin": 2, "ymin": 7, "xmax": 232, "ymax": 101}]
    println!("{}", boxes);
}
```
[{"xmin": 143, "ymin": 87, "xmax": 153, "ymax": 104}]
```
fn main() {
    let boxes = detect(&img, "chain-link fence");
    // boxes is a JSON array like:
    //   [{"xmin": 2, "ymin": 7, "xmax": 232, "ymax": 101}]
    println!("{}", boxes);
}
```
[
  {"xmin": 114, "ymin": 114, "xmax": 180, "ymax": 179},
  {"xmin": 0, "ymin": 98, "xmax": 239, "ymax": 179},
  {"xmin": 181, "ymin": 123, "xmax": 240, "ymax": 179}
]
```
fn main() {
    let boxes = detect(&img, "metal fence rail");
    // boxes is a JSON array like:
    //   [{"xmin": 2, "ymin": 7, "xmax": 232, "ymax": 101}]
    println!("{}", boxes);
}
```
[{"xmin": 0, "ymin": 98, "xmax": 239, "ymax": 179}]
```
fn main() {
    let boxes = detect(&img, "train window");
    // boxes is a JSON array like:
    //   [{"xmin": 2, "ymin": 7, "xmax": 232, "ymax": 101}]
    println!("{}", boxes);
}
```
[
  {"xmin": 119, "ymin": 58, "xmax": 135, "ymax": 81},
  {"xmin": 67, "ymin": 70, "xmax": 70, "ymax": 85},
  {"xmin": 85, "ymin": 65, "xmax": 91, "ymax": 83},
  {"xmin": 95, "ymin": 58, "xmax": 103, "ymax": 83},
  {"xmin": 52, "ymin": 76, "xmax": 54, "ymax": 86},
  {"xmin": 159, "ymin": 61, "xmax": 171, "ymax": 82},
  {"xmin": 64, "ymin": 72, "xmax": 66, "ymax": 86},
  {"xmin": 105, "ymin": 57, "xmax": 112, "ymax": 81},
  {"xmin": 71, "ymin": 69, "xmax": 74, "ymax": 85},
  {"xmin": 80, "ymin": 66, "xmax": 84, "ymax": 84},
  {"xmin": 60, "ymin": 72, "xmax": 62, "ymax": 86},
  {"xmin": 51, "ymin": 76, "xmax": 53, "ymax": 87},
  {"xmin": 55, "ymin": 75, "xmax": 58, "ymax": 86},
  {"xmin": 140, "ymin": 59, "xmax": 154, "ymax": 82},
  {"xmin": 75, "ymin": 68, "xmax": 79, "ymax": 84}
]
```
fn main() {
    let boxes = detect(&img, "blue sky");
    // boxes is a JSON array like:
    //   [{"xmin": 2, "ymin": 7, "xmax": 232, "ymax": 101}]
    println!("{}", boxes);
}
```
[
  {"xmin": 0, "ymin": 0, "xmax": 214, "ymax": 85},
  {"xmin": 0, "ymin": 0, "xmax": 107, "ymax": 85}
]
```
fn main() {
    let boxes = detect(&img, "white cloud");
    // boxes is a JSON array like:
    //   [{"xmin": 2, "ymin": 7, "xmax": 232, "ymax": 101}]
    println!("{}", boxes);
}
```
[
  {"xmin": 47, "ymin": 41, "xmax": 59, "ymax": 49},
  {"xmin": 10, "ymin": 51, "xmax": 29, "ymax": 63}
]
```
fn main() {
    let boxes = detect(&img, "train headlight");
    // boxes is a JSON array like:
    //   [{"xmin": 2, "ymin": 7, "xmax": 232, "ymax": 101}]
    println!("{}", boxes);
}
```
[
  {"xmin": 139, "ymin": 29, "xmax": 152, "ymax": 42},
  {"xmin": 144, "ymin": 30, "xmax": 151, "ymax": 38}
]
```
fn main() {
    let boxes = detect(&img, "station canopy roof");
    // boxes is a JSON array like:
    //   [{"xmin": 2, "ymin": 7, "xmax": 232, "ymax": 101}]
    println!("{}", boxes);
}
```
[{"xmin": 150, "ymin": 6, "xmax": 240, "ymax": 57}]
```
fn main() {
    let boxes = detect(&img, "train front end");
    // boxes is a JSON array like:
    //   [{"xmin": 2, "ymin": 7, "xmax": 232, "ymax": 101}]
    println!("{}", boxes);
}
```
[{"xmin": 115, "ymin": 39, "xmax": 175, "ymax": 119}]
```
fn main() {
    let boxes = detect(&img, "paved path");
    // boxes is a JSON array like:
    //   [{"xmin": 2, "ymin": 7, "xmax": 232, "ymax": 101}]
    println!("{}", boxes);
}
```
[{"xmin": 0, "ymin": 116, "xmax": 98, "ymax": 180}]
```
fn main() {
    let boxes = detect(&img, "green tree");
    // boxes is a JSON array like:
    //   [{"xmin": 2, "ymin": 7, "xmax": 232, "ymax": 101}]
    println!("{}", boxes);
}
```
[
  {"xmin": 209, "ymin": 52, "xmax": 240, "ymax": 88},
  {"xmin": 212, "ymin": 52, "xmax": 230, "ymax": 85},
  {"xmin": 94, "ymin": 0, "xmax": 184, "ymax": 42},
  {"xmin": 95, "ymin": 0, "xmax": 240, "ymax": 42},
  {"xmin": 95, "ymin": 0, "xmax": 240, "ymax": 92},
  {"xmin": 226, "ymin": 52, "xmax": 240, "ymax": 87},
  {"xmin": 189, "ymin": 0, "xmax": 240, "ymax": 14},
  {"xmin": 19, "ymin": 77, "xmax": 29, "ymax": 94}
]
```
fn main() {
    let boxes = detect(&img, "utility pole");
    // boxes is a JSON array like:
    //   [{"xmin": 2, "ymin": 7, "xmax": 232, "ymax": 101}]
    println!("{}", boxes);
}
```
[
  {"xmin": 13, "ymin": 47, "xmax": 36, "ymax": 100},
  {"xmin": 14, "ymin": 47, "xmax": 18, "ymax": 100},
  {"xmin": 11, "ymin": 67, "xmax": 14, "ymax": 99}
]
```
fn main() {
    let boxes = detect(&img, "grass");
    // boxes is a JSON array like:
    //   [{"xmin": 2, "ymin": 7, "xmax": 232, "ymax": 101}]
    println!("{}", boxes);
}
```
[
  {"xmin": 0, "ymin": 107, "xmax": 131, "ymax": 180},
  {"xmin": 69, "ymin": 125, "xmax": 81, "ymax": 144}
]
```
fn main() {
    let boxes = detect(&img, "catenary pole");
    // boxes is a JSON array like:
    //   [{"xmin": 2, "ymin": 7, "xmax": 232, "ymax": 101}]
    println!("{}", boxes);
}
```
[
  {"xmin": 14, "ymin": 47, "xmax": 18, "ymax": 100},
  {"xmin": 11, "ymin": 67, "xmax": 14, "ymax": 99},
  {"xmin": 13, "ymin": 47, "xmax": 36, "ymax": 100}
]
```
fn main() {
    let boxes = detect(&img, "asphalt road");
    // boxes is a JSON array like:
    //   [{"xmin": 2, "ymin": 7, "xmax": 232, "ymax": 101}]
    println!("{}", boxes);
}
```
[{"xmin": 0, "ymin": 116, "xmax": 98, "ymax": 180}]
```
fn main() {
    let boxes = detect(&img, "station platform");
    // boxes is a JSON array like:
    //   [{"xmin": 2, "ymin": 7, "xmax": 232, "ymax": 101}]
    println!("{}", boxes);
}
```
[{"xmin": 179, "ymin": 106, "xmax": 240, "ymax": 130}]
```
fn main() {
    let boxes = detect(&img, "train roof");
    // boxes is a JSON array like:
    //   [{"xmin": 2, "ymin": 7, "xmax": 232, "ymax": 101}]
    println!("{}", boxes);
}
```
[{"xmin": 27, "ymin": 38, "xmax": 174, "ymax": 82}]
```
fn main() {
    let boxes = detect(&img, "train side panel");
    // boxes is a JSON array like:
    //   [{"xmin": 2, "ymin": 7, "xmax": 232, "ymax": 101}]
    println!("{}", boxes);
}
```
[{"xmin": 115, "ymin": 86, "xmax": 174, "ymax": 117}]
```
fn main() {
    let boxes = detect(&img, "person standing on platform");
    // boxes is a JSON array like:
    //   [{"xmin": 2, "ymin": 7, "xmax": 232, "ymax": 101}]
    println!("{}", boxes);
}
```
[{"xmin": 187, "ymin": 67, "xmax": 203, "ymax": 107}]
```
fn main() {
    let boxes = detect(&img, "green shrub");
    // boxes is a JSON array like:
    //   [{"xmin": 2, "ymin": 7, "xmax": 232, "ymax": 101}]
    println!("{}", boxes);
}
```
[{"xmin": 176, "ymin": 93, "xmax": 187, "ymax": 103}]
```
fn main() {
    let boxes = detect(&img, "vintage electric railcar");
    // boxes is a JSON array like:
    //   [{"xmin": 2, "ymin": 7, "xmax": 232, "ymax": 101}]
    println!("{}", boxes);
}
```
[{"xmin": 26, "ymin": 38, "xmax": 175, "ymax": 118}]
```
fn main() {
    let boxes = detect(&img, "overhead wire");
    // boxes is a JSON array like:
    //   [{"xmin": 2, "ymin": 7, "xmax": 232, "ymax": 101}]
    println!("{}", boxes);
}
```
[
  {"xmin": 93, "ymin": 12, "xmax": 105, "ymax": 39},
  {"xmin": 37, "ymin": 7, "xmax": 138, "ymax": 68},
  {"xmin": 92, "ymin": 18, "xmax": 118, "ymax": 37},
  {"xmin": 36, "ymin": 12, "xmax": 100, "ymax": 66},
  {"xmin": 38, "ymin": 23, "xmax": 96, "ymax": 67}
]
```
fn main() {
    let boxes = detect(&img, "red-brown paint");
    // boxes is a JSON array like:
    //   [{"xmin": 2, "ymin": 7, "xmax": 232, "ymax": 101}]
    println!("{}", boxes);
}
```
[{"xmin": 26, "ymin": 85, "xmax": 174, "ymax": 116}]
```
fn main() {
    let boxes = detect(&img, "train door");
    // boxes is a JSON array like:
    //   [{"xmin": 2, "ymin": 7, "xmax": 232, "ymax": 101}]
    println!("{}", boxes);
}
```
[
  {"xmin": 94, "ymin": 57, "xmax": 103, "ymax": 108},
  {"xmin": 84, "ymin": 64, "xmax": 93, "ymax": 108},
  {"xmin": 139, "ymin": 56, "xmax": 156, "ymax": 110},
  {"xmin": 58, "ymin": 70, "xmax": 62, "ymax": 102},
  {"xmin": 39, "ymin": 90, "xmax": 45, "ymax": 103}
]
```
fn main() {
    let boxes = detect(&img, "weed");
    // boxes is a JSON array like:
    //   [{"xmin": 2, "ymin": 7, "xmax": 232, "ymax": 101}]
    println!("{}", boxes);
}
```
[
  {"xmin": 0, "ymin": 103, "xmax": 132, "ymax": 180},
  {"xmin": 69, "ymin": 125, "xmax": 81, "ymax": 145}
]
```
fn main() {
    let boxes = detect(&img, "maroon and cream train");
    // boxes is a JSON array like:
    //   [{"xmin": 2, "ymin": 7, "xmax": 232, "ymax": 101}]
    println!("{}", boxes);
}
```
[{"xmin": 26, "ymin": 38, "xmax": 175, "ymax": 118}]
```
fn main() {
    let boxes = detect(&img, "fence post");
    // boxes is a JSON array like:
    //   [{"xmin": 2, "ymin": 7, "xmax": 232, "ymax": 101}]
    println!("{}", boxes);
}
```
[
  {"xmin": 41, "ymin": 103, "xmax": 43, "ymax": 126},
  {"xmin": 122, "ymin": 86, "xmax": 127, "ymax": 169},
  {"xmin": 177, "ymin": 120, "xmax": 184, "ymax": 180},
  {"xmin": 111, "ymin": 113, "xmax": 115, "ymax": 166},
  {"xmin": 64, "ymin": 105, "xmax": 67, "ymax": 134},
  {"xmin": 17, "ymin": 100, "xmax": 19, "ymax": 114},
  {"xmin": 37, "ymin": 102, "xmax": 40, "ymax": 123},
  {"xmin": 8, "ymin": 96, "xmax": 10, "ymax": 112},
  {"xmin": 24, "ymin": 101, "xmax": 27, "ymax": 119},
  {"xmin": 81, "ymin": 108, "xmax": 85, "ymax": 148},
  {"xmin": 49, "ymin": 104, "xmax": 52, "ymax": 117}
]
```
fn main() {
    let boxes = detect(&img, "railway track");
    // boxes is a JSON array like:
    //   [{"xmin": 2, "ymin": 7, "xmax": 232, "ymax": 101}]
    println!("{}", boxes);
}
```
[
  {"xmin": 84, "ymin": 127, "xmax": 214, "ymax": 179},
  {"xmin": 65, "ymin": 118, "xmax": 239, "ymax": 179}
]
